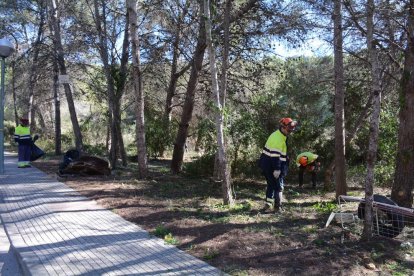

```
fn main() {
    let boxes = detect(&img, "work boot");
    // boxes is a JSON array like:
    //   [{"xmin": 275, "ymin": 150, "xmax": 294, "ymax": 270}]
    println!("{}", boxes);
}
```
[
  {"xmin": 274, "ymin": 205, "xmax": 285, "ymax": 213},
  {"xmin": 260, "ymin": 199, "xmax": 273, "ymax": 212}
]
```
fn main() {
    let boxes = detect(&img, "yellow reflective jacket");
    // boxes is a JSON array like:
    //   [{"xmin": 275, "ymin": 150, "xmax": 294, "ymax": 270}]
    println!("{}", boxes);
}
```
[{"xmin": 14, "ymin": 125, "xmax": 32, "ymax": 145}]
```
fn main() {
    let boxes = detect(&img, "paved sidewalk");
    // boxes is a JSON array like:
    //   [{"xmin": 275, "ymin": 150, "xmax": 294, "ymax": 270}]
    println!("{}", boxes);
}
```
[{"xmin": 0, "ymin": 153, "xmax": 223, "ymax": 275}]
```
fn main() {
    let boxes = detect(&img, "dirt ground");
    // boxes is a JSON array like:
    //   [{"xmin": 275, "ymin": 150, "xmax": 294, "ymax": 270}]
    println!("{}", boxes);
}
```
[{"xmin": 32, "ymin": 157, "xmax": 414, "ymax": 276}]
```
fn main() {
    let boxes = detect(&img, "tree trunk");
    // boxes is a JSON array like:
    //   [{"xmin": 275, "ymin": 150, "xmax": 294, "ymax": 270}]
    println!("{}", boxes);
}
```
[
  {"xmin": 163, "ymin": 1, "xmax": 190, "ymax": 128},
  {"xmin": 391, "ymin": 1, "xmax": 414, "ymax": 208},
  {"xmin": 11, "ymin": 61, "xmax": 18, "ymax": 126},
  {"xmin": 204, "ymin": 0, "xmax": 234, "ymax": 206},
  {"xmin": 53, "ymin": 57, "xmax": 61, "ymax": 155},
  {"xmin": 115, "ymin": 13, "xmax": 130, "ymax": 167},
  {"xmin": 171, "ymin": 2, "xmax": 206, "ymax": 174},
  {"xmin": 333, "ymin": 0, "xmax": 347, "ymax": 199},
  {"xmin": 93, "ymin": 0, "xmax": 117, "ymax": 168},
  {"xmin": 47, "ymin": 0, "xmax": 83, "ymax": 151},
  {"xmin": 362, "ymin": 0, "xmax": 381, "ymax": 241},
  {"xmin": 128, "ymin": 0, "xmax": 148, "ymax": 178},
  {"xmin": 28, "ymin": 1, "xmax": 45, "ymax": 131},
  {"xmin": 323, "ymin": 87, "xmax": 375, "ymax": 190}
]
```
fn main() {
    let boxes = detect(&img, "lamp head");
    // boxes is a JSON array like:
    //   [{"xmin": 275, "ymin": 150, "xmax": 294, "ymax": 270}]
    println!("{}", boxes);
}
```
[{"xmin": 0, "ymin": 38, "xmax": 15, "ymax": 58}]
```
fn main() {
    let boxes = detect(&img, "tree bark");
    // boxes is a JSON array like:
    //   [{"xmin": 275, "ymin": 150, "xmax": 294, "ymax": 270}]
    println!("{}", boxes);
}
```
[
  {"xmin": 128, "ymin": 0, "xmax": 148, "ymax": 178},
  {"xmin": 53, "ymin": 57, "xmax": 61, "ymax": 155},
  {"xmin": 115, "ymin": 12, "xmax": 130, "ymax": 167},
  {"xmin": 171, "ymin": 1, "xmax": 207, "ymax": 174},
  {"xmin": 333, "ymin": 0, "xmax": 347, "ymax": 199},
  {"xmin": 391, "ymin": 1, "xmax": 414, "ymax": 208},
  {"xmin": 28, "ymin": 0, "xmax": 45, "ymax": 131},
  {"xmin": 362, "ymin": 0, "xmax": 381, "ymax": 241},
  {"xmin": 204, "ymin": 0, "xmax": 234, "ymax": 206},
  {"xmin": 47, "ymin": 0, "xmax": 83, "ymax": 151},
  {"xmin": 93, "ymin": 0, "xmax": 117, "ymax": 167}
]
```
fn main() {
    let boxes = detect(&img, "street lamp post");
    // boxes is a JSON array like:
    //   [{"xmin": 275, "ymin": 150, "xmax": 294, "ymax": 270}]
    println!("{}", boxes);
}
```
[{"xmin": 0, "ymin": 38, "xmax": 15, "ymax": 174}]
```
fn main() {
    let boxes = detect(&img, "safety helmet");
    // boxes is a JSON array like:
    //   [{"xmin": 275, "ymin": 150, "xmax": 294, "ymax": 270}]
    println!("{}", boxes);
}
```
[
  {"xmin": 279, "ymin": 117, "xmax": 297, "ymax": 131},
  {"xmin": 299, "ymin": 156, "xmax": 308, "ymax": 166}
]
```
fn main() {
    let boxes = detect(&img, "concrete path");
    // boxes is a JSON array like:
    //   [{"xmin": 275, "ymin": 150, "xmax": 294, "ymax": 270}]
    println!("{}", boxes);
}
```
[
  {"xmin": 0, "ymin": 219, "xmax": 23, "ymax": 275},
  {"xmin": 0, "ymin": 153, "xmax": 223, "ymax": 275}
]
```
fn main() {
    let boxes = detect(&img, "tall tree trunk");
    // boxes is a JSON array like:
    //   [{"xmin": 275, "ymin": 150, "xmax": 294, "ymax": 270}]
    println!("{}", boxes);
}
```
[
  {"xmin": 171, "ymin": 2, "xmax": 206, "ymax": 173},
  {"xmin": 93, "ymin": 0, "xmax": 117, "ymax": 168},
  {"xmin": 324, "ymin": 88, "xmax": 375, "ymax": 190},
  {"xmin": 47, "ymin": 0, "xmax": 83, "ymax": 151},
  {"xmin": 362, "ymin": 0, "xmax": 381, "ymax": 240},
  {"xmin": 128, "ymin": 0, "xmax": 148, "ymax": 178},
  {"xmin": 204, "ymin": 0, "xmax": 234, "ymax": 206},
  {"xmin": 11, "ymin": 61, "xmax": 18, "ymax": 126},
  {"xmin": 53, "ymin": 58, "xmax": 61, "ymax": 155},
  {"xmin": 213, "ymin": 0, "xmax": 232, "ymax": 180},
  {"xmin": 163, "ymin": 1, "xmax": 189, "ymax": 122},
  {"xmin": 171, "ymin": 2, "xmax": 207, "ymax": 174},
  {"xmin": 391, "ymin": 1, "xmax": 414, "ymax": 208},
  {"xmin": 333, "ymin": 0, "xmax": 347, "ymax": 199},
  {"xmin": 28, "ymin": 0, "xmax": 45, "ymax": 131},
  {"xmin": 114, "ymin": 13, "xmax": 130, "ymax": 167}
]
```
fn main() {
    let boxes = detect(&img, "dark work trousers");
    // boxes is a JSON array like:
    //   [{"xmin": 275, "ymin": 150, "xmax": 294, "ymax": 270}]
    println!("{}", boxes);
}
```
[
  {"xmin": 299, "ymin": 165, "xmax": 317, "ymax": 187},
  {"xmin": 18, "ymin": 144, "xmax": 31, "ymax": 166},
  {"xmin": 263, "ymin": 170, "xmax": 284, "ymax": 207}
]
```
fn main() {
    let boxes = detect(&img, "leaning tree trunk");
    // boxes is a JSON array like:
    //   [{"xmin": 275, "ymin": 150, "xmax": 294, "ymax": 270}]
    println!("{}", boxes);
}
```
[
  {"xmin": 333, "ymin": 0, "xmax": 347, "ymax": 199},
  {"xmin": 204, "ymin": 0, "xmax": 234, "ymax": 206},
  {"xmin": 128, "ymin": 0, "xmax": 148, "ymax": 178},
  {"xmin": 47, "ymin": 0, "xmax": 83, "ymax": 151},
  {"xmin": 171, "ymin": 3, "xmax": 206, "ymax": 174},
  {"xmin": 391, "ymin": 1, "xmax": 414, "ymax": 208},
  {"xmin": 362, "ymin": 0, "xmax": 381, "ymax": 241},
  {"xmin": 161, "ymin": 1, "xmax": 190, "ymax": 158}
]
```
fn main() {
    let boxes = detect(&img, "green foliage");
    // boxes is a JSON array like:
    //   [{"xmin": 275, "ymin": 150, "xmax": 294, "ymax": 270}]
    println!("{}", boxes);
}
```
[
  {"xmin": 203, "ymin": 248, "xmax": 219, "ymax": 260},
  {"xmin": 82, "ymin": 143, "xmax": 107, "ymax": 156},
  {"xmin": 194, "ymin": 117, "xmax": 217, "ymax": 155},
  {"xmin": 231, "ymin": 158, "xmax": 262, "ymax": 177},
  {"xmin": 312, "ymin": 201, "xmax": 337, "ymax": 214},
  {"xmin": 183, "ymin": 154, "xmax": 215, "ymax": 177},
  {"xmin": 152, "ymin": 224, "xmax": 170, "ymax": 238},
  {"xmin": 145, "ymin": 110, "xmax": 177, "ymax": 158},
  {"xmin": 163, "ymin": 233, "xmax": 179, "ymax": 245}
]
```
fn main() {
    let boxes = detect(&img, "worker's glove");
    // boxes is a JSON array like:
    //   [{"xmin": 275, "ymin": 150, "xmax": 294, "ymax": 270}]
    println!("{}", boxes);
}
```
[{"xmin": 273, "ymin": 170, "xmax": 281, "ymax": 179}]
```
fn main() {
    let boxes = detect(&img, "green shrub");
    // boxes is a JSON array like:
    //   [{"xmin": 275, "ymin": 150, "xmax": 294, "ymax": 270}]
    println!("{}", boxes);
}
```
[
  {"xmin": 152, "ymin": 224, "xmax": 170, "ymax": 238},
  {"xmin": 312, "ymin": 201, "xmax": 337, "ymax": 214},
  {"xmin": 184, "ymin": 154, "xmax": 215, "ymax": 177},
  {"xmin": 82, "ymin": 143, "xmax": 107, "ymax": 156}
]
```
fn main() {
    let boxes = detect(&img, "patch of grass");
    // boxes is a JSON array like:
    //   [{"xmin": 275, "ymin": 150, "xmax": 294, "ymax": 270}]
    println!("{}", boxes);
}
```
[
  {"xmin": 210, "ymin": 215, "xmax": 231, "ymax": 223},
  {"xmin": 152, "ymin": 225, "xmax": 179, "ymax": 245},
  {"xmin": 203, "ymin": 248, "xmax": 220, "ymax": 260},
  {"xmin": 371, "ymin": 248, "xmax": 385, "ymax": 261},
  {"xmin": 286, "ymin": 188, "xmax": 301, "ymax": 197},
  {"xmin": 272, "ymin": 228, "xmax": 285, "ymax": 237},
  {"xmin": 230, "ymin": 202, "xmax": 252, "ymax": 213},
  {"xmin": 225, "ymin": 268, "xmax": 249, "ymax": 276},
  {"xmin": 164, "ymin": 233, "xmax": 179, "ymax": 245},
  {"xmin": 312, "ymin": 201, "xmax": 337, "ymax": 214},
  {"xmin": 301, "ymin": 225, "xmax": 318, "ymax": 234},
  {"xmin": 313, "ymin": 239, "xmax": 327, "ymax": 246},
  {"xmin": 384, "ymin": 260, "xmax": 412, "ymax": 276},
  {"xmin": 152, "ymin": 224, "xmax": 170, "ymax": 238}
]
